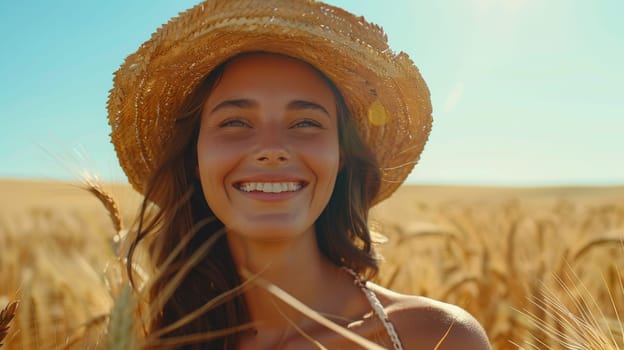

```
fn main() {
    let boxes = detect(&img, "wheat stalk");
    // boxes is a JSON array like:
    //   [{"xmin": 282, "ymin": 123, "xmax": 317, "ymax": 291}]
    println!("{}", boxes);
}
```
[
  {"xmin": 107, "ymin": 284, "xmax": 139, "ymax": 350},
  {"xmin": 433, "ymin": 321, "xmax": 455, "ymax": 350},
  {"xmin": 0, "ymin": 300, "xmax": 18, "ymax": 347}
]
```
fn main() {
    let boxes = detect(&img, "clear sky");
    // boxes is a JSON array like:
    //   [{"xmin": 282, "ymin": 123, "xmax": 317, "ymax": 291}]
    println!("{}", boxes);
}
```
[{"xmin": 0, "ymin": 0, "xmax": 622, "ymax": 186}]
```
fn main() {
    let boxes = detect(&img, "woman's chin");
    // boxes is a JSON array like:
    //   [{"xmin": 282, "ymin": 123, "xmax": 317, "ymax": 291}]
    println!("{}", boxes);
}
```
[{"xmin": 226, "ymin": 223, "xmax": 315, "ymax": 243}]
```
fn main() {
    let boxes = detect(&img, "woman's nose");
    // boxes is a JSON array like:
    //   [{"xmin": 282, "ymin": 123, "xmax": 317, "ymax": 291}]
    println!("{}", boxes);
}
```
[
  {"xmin": 254, "ymin": 129, "xmax": 289, "ymax": 165},
  {"xmin": 256, "ymin": 150, "xmax": 289, "ymax": 164}
]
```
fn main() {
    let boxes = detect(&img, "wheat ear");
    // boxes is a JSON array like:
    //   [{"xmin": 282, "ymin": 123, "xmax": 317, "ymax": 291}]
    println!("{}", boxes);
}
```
[
  {"xmin": 83, "ymin": 179, "xmax": 123, "ymax": 235},
  {"xmin": 0, "ymin": 300, "xmax": 19, "ymax": 347}
]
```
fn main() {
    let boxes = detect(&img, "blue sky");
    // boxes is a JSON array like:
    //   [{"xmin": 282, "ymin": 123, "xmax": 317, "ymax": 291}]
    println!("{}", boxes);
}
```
[{"xmin": 0, "ymin": 0, "xmax": 622, "ymax": 186}]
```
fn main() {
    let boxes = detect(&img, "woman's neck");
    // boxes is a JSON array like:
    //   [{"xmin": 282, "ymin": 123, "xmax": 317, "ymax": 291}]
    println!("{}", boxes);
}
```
[{"xmin": 226, "ymin": 228, "xmax": 352, "ymax": 330}]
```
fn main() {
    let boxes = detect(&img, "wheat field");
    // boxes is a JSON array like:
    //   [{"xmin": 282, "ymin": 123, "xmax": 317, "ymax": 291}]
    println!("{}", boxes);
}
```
[{"xmin": 1, "ymin": 179, "xmax": 623, "ymax": 349}]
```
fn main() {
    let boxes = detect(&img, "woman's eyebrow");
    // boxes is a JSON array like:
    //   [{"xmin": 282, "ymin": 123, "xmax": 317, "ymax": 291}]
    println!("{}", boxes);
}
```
[
  {"xmin": 287, "ymin": 99, "xmax": 330, "ymax": 117},
  {"xmin": 210, "ymin": 98, "xmax": 330, "ymax": 117},
  {"xmin": 210, "ymin": 99, "xmax": 258, "ymax": 113}
]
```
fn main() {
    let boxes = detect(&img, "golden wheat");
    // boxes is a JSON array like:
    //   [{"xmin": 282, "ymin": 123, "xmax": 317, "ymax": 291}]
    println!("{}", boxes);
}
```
[
  {"xmin": 373, "ymin": 193, "xmax": 624, "ymax": 349},
  {"xmin": 1, "ymin": 181, "xmax": 623, "ymax": 349}
]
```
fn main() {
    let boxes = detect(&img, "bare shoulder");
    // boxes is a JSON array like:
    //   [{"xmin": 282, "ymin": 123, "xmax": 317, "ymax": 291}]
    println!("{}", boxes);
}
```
[{"xmin": 368, "ymin": 283, "xmax": 491, "ymax": 350}]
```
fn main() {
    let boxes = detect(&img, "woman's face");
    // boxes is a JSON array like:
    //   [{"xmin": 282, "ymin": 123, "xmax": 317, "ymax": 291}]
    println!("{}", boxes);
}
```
[{"xmin": 197, "ymin": 53, "xmax": 340, "ymax": 240}]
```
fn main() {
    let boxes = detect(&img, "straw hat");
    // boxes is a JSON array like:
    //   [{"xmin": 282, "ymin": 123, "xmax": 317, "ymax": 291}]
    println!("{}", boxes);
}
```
[{"xmin": 108, "ymin": 0, "xmax": 432, "ymax": 204}]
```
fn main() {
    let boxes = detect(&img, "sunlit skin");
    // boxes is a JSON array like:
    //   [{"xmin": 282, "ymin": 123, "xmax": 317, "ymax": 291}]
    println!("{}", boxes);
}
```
[{"xmin": 196, "ymin": 53, "xmax": 490, "ymax": 350}]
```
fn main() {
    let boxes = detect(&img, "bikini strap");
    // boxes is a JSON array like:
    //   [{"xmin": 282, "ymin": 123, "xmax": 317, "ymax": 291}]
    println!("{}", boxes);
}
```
[{"xmin": 343, "ymin": 268, "xmax": 404, "ymax": 350}]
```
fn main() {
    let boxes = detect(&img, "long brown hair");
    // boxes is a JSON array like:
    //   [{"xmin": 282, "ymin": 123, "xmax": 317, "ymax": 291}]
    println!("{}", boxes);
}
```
[{"xmin": 127, "ymin": 53, "xmax": 382, "ymax": 349}]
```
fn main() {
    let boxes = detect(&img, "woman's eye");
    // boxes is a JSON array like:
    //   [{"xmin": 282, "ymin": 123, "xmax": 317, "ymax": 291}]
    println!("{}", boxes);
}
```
[
  {"xmin": 219, "ymin": 119, "xmax": 249, "ymax": 128},
  {"xmin": 293, "ymin": 119, "xmax": 321, "ymax": 128}
]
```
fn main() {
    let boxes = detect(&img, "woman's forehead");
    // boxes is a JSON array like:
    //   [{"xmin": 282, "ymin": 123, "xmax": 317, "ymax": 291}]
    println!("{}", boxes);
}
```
[
  {"xmin": 219, "ymin": 53, "xmax": 329, "ymax": 86},
  {"xmin": 205, "ymin": 53, "xmax": 338, "ymax": 110}
]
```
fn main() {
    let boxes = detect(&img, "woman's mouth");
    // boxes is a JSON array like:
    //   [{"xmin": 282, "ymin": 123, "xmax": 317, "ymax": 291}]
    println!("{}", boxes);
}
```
[{"xmin": 235, "ymin": 181, "xmax": 305, "ymax": 193}]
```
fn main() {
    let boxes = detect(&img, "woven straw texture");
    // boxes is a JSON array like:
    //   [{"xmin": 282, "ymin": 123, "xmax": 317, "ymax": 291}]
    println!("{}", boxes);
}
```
[{"xmin": 108, "ymin": 0, "xmax": 432, "ymax": 204}]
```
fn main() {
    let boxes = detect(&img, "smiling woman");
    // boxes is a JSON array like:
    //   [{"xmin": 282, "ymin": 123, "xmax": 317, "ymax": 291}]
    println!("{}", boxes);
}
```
[{"xmin": 107, "ymin": 0, "xmax": 490, "ymax": 349}]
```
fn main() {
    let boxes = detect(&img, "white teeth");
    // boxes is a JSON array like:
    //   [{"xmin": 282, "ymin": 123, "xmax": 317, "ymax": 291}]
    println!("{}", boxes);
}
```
[{"xmin": 238, "ymin": 182, "xmax": 302, "ymax": 193}]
